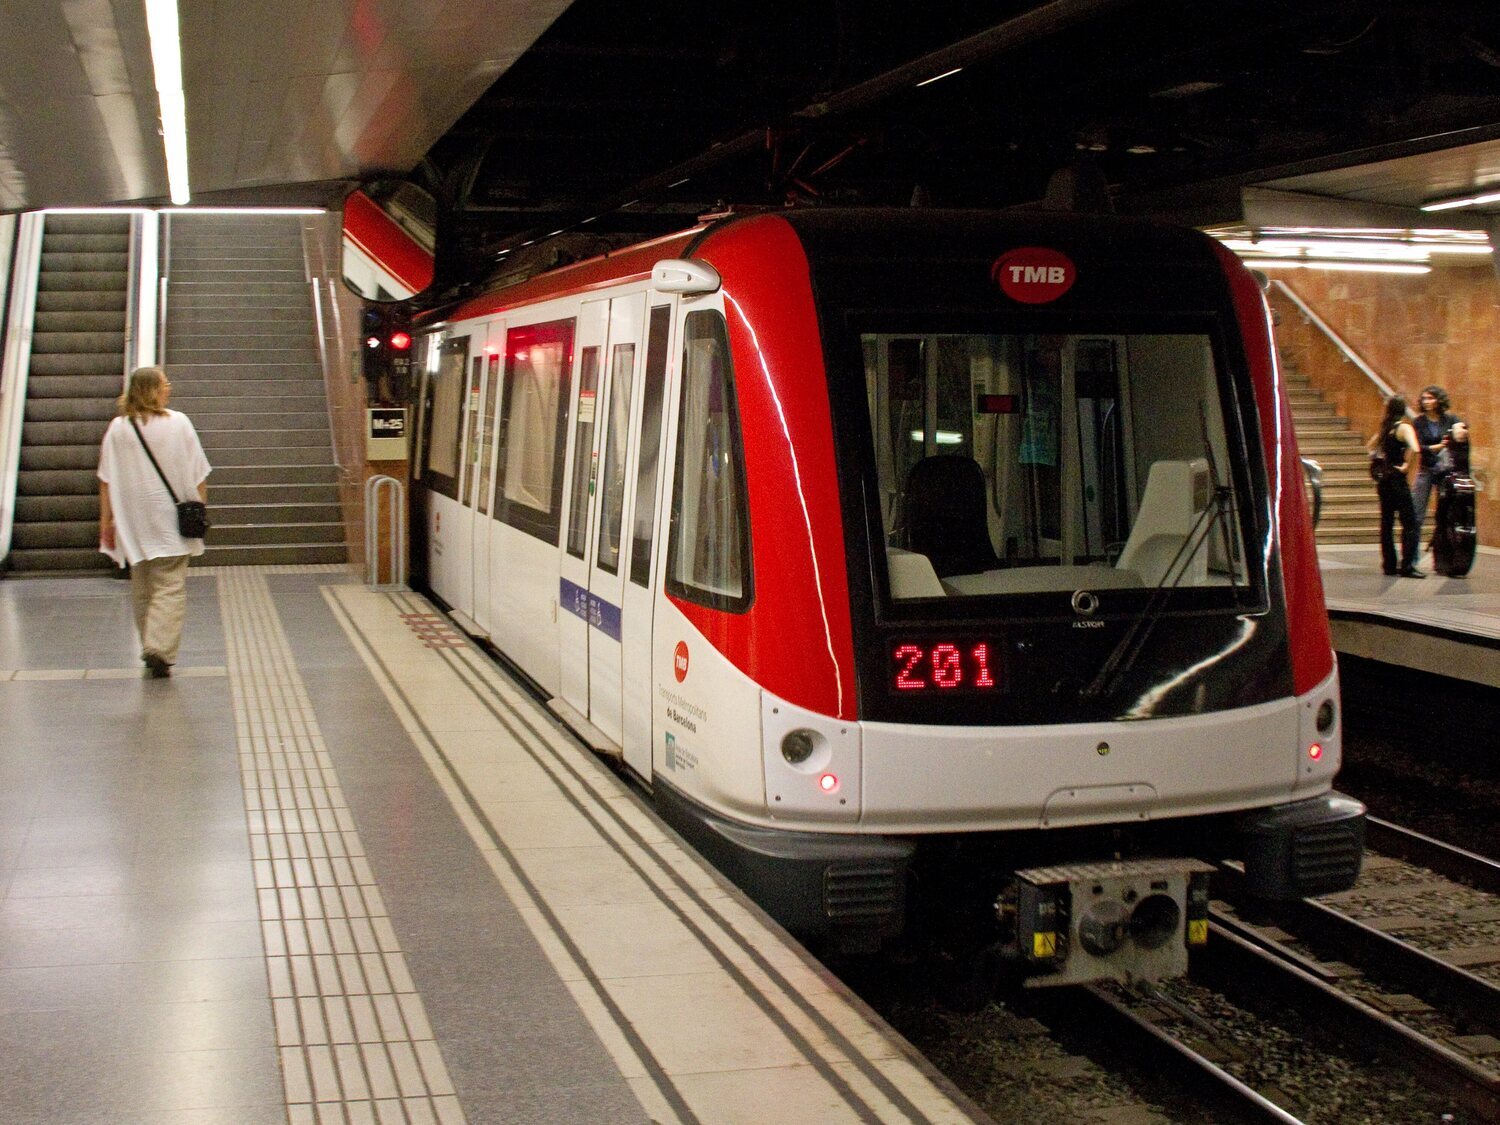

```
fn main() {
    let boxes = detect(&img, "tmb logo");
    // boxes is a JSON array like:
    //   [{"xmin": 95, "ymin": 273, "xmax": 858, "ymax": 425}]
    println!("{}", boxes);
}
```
[
  {"xmin": 673, "ymin": 641, "xmax": 690, "ymax": 683},
  {"xmin": 992, "ymin": 247, "xmax": 1077, "ymax": 304}
]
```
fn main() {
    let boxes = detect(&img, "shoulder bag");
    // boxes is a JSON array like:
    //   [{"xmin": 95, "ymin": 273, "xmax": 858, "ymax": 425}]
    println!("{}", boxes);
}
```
[{"xmin": 130, "ymin": 418, "xmax": 210, "ymax": 538}]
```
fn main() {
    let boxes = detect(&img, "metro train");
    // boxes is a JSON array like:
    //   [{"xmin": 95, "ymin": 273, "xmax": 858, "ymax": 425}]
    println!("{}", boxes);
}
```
[{"xmin": 405, "ymin": 208, "xmax": 1364, "ymax": 988}]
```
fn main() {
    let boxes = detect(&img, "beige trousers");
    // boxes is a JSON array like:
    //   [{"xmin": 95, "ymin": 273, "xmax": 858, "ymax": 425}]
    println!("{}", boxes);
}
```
[{"xmin": 130, "ymin": 554, "xmax": 191, "ymax": 664}]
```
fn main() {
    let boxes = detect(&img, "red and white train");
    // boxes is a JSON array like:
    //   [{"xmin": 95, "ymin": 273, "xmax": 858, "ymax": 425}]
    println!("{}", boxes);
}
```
[{"xmin": 407, "ymin": 208, "xmax": 1363, "ymax": 987}]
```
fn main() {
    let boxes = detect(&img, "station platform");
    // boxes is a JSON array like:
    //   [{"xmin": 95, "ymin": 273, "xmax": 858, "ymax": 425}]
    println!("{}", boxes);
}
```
[
  {"xmin": 1318, "ymin": 545, "xmax": 1500, "ymax": 689},
  {"xmin": 0, "ymin": 566, "xmax": 981, "ymax": 1125}
]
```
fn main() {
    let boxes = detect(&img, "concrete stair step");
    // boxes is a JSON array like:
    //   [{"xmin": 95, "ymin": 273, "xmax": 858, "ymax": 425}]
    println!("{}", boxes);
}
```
[
  {"xmin": 192, "ymin": 411, "xmax": 329, "ymax": 430},
  {"xmin": 194, "ymin": 543, "xmax": 348, "ymax": 567},
  {"xmin": 166, "ymin": 319, "xmax": 313, "ymax": 337},
  {"xmin": 211, "ymin": 464, "xmax": 339, "ymax": 486},
  {"xmin": 210, "ymin": 520, "xmax": 344, "ymax": 546},
  {"xmin": 161, "ymin": 367, "xmax": 322, "ymax": 385},
  {"xmin": 215, "ymin": 501, "xmax": 342, "ymax": 524},
  {"xmin": 167, "ymin": 347, "xmax": 320, "ymax": 364},
  {"xmin": 198, "ymin": 428, "xmax": 331, "ymax": 450},
  {"xmin": 173, "ymin": 396, "xmax": 326, "ymax": 414},
  {"xmin": 214, "ymin": 482, "xmax": 340, "ymax": 505},
  {"xmin": 209, "ymin": 446, "xmax": 338, "ymax": 466}
]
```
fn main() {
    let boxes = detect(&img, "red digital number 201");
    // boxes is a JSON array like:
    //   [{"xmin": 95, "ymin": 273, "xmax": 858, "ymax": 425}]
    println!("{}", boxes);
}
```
[{"xmin": 893, "ymin": 642, "xmax": 997, "ymax": 691}]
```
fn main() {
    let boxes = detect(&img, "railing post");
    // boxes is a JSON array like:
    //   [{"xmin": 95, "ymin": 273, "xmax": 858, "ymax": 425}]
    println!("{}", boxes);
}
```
[{"xmin": 364, "ymin": 474, "xmax": 407, "ymax": 589}]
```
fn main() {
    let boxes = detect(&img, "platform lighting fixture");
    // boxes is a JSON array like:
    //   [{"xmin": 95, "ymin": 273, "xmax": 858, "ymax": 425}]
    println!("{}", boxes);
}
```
[
  {"xmin": 1420, "ymin": 189, "xmax": 1500, "ymax": 212},
  {"xmin": 916, "ymin": 67, "xmax": 963, "ymax": 87},
  {"xmin": 1250, "ymin": 259, "xmax": 1430, "ymax": 276},
  {"xmin": 144, "ymin": 0, "xmax": 190, "ymax": 205}
]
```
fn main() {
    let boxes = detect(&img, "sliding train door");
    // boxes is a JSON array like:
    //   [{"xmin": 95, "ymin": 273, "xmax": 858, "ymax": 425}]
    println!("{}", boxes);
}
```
[
  {"xmin": 555, "ymin": 293, "xmax": 668, "ymax": 780},
  {"xmin": 469, "ymin": 326, "xmax": 504, "ymax": 635}
]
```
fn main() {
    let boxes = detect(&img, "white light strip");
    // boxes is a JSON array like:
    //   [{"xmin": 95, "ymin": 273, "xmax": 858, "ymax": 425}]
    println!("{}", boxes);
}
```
[
  {"xmin": 1420, "ymin": 189, "xmax": 1500, "ymax": 212},
  {"xmin": 1251, "ymin": 259, "xmax": 1431, "ymax": 275},
  {"xmin": 144, "ymin": 0, "xmax": 190, "ymax": 205},
  {"xmin": 44, "ymin": 206, "xmax": 326, "ymax": 216},
  {"xmin": 916, "ymin": 67, "xmax": 963, "ymax": 87}
]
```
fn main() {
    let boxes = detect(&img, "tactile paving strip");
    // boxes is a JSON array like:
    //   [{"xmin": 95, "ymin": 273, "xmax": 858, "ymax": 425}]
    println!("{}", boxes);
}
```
[{"xmin": 217, "ymin": 567, "xmax": 465, "ymax": 1125}]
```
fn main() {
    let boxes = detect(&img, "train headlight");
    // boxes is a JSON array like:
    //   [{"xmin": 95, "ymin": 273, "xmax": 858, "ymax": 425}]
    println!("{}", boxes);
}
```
[
  {"xmin": 781, "ymin": 729, "xmax": 818, "ymax": 765},
  {"xmin": 1315, "ymin": 699, "xmax": 1336, "ymax": 735}
]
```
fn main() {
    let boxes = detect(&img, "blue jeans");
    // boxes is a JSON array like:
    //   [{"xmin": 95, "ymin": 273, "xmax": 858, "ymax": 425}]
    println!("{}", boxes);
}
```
[{"xmin": 1411, "ymin": 468, "xmax": 1437, "ymax": 541}]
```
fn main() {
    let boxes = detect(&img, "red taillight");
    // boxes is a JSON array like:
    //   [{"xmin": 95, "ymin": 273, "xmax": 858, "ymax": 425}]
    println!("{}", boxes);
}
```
[
  {"xmin": 389, "ymin": 331, "xmax": 412, "ymax": 350},
  {"xmin": 1308, "ymin": 743, "xmax": 1324, "ymax": 760},
  {"xmin": 819, "ymin": 773, "xmax": 839, "ymax": 793}
]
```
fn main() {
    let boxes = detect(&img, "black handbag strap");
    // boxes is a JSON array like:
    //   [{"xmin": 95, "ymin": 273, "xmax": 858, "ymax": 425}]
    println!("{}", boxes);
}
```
[{"xmin": 128, "ymin": 417, "xmax": 181, "ymax": 504}]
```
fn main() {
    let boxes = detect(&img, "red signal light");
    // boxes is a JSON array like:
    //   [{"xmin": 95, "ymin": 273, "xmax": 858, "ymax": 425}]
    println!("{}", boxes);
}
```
[
  {"xmin": 818, "ymin": 773, "xmax": 839, "ymax": 793},
  {"xmin": 1308, "ymin": 743, "xmax": 1324, "ymax": 760},
  {"xmin": 389, "ymin": 331, "xmax": 412, "ymax": 350}
]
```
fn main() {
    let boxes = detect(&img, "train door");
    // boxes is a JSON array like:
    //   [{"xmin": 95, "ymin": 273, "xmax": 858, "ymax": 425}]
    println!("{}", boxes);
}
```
[
  {"xmin": 558, "ymin": 301, "xmax": 609, "ymax": 718},
  {"xmin": 469, "ymin": 324, "xmax": 505, "ymax": 635},
  {"xmin": 618, "ymin": 303, "xmax": 673, "ymax": 780},
  {"xmin": 587, "ymin": 294, "xmax": 647, "ymax": 749}
]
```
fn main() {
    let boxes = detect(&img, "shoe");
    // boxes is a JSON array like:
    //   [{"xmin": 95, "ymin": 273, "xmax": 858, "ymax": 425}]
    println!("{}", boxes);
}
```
[
  {"xmin": 1397, "ymin": 567, "xmax": 1425, "ymax": 579},
  {"xmin": 1382, "ymin": 568, "xmax": 1397, "ymax": 576},
  {"xmin": 144, "ymin": 653, "xmax": 172, "ymax": 678}
]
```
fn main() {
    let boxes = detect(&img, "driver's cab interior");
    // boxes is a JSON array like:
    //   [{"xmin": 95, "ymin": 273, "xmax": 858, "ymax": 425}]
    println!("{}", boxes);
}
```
[{"xmin": 863, "ymin": 331, "xmax": 1247, "ymax": 603}]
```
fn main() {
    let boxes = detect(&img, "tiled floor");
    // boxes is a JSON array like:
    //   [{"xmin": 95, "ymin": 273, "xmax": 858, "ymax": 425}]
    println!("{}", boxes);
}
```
[{"xmin": 0, "ymin": 568, "xmax": 978, "ymax": 1125}]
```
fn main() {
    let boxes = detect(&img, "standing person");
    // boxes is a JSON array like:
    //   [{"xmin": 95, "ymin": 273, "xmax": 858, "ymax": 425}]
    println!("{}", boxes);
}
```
[
  {"xmin": 1411, "ymin": 384, "xmax": 1463, "ymax": 539},
  {"xmin": 1367, "ymin": 394, "xmax": 1422, "ymax": 578},
  {"xmin": 98, "ymin": 367, "xmax": 211, "ymax": 677}
]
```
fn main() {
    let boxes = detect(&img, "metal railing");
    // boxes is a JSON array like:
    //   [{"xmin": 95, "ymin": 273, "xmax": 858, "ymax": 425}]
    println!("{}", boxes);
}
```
[
  {"xmin": 1270, "ymin": 278, "xmax": 1399, "ymax": 401},
  {"xmin": 364, "ymin": 474, "xmax": 407, "ymax": 589}
]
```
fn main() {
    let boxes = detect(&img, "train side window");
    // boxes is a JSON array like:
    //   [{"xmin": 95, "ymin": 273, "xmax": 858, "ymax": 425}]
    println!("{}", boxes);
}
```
[
  {"xmin": 458, "ymin": 354, "xmax": 484, "ymax": 507},
  {"xmin": 597, "ymin": 342, "xmax": 635, "ymax": 575},
  {"xmin": 628, "ymin": 305, "xmax": 672, "ymax": 588},
  {"xmin": 565, "ymin": 347, "xmax": 601, "ymax": 559},
  {"xmin": 476, "ymin": 352, "xmax": 502, "ymax": 515},
  {"xmin": 666, "ymin": 310, "xmax": 751, "ymax": 612},
  {"xmin": 494, "ymin": 318, "xmax": 575, "ymax": 543},
  {"xmin": 424, "ymin": 335, "xmax": 469, "ymax": 500}
]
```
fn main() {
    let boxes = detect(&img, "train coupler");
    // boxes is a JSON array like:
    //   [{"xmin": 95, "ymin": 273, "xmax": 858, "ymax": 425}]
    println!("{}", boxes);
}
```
[{"xmin": 1001, "ymin": 857, "xmax": 1216, "ymax": 988}]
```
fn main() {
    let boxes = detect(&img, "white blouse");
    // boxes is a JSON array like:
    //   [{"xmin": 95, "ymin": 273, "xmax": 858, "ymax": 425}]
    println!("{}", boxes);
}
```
[{"xmin": 97, "ymin": 410, "xmax": 212, "ymax": 566}]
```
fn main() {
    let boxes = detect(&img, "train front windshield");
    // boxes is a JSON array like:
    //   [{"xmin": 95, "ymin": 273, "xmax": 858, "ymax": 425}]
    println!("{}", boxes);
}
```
[{"xmin": 861, "ymin": 330, "xmax": 1251, "ymax": 604}]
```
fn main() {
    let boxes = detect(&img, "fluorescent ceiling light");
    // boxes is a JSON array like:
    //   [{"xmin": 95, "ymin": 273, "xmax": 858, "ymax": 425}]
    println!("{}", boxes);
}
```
[
  {"xmin": 144, "ymin": 0, "xmax": 189, "ymax": 205},
  {"xmin": 1251, "ymin": 259, "xmax": 1430, "ymax": 276},
  {"xmin": 916, "ymin": 67, "xmax": 963, "ymax": 88},
  {"xmin": 159, "ymin": 206, "xmax": 326, "ymax": 215},
  {"xmin": 1420, "ymin": 189, "xmax": 1500, "ymax": 212}
]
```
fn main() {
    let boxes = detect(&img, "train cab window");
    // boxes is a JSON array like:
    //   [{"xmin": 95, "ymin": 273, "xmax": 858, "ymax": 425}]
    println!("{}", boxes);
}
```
[
  {"xmin": 423, "ymin": 335, "xmax": 469, "ymax": 500},
  {"xmin": 565, "ymin": 347, "xmax": 602, "ymax": 559},
  {"xmin": 666, "ymin": 310, "xmax": 751, "ymax": 612},
  {"xmin": 597, "ymin": 342, "xmax": 636, "ymax": 575},
  {"xmin": 629, "ymin": 305, "xmax": 672, "ymax": 588},
  {"xmin": 862, "ymin": 330, "xmax": 1248, "ymax": 603},
  {"xmin": 495, "ymin": 318, "xmax": 574, "ymax": 543}
]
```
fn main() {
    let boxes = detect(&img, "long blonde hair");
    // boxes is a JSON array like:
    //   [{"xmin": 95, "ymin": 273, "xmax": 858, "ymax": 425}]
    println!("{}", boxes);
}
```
[{"xmin": 118, "ymin": 366, "xmax": 169, "ymax": 420}]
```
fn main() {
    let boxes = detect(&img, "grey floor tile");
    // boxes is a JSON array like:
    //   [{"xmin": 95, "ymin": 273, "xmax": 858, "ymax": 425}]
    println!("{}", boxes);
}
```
[
  {"xmin": 0, "ymin": 997, "xmax": 274, "ymax": 1056},
  {"xmin": 459, "ymin": 1084, "xmax": 651, "ymax": 1124}
]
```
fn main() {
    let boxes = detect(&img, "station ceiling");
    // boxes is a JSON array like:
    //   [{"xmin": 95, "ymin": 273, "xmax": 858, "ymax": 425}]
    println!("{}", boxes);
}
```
[{"xmin": 9, "ymin": 0, "xmax": 1500, "ymax": 281}]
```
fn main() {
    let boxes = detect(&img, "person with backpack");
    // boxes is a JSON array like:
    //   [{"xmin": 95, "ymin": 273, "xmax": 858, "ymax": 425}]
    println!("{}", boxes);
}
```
[{"xmin": 1367, "ymin": 394, "xmax": 1422, "ymax": 578}]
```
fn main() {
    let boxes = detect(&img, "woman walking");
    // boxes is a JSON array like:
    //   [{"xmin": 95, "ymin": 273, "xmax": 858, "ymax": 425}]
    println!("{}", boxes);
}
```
[
  {"xmin": 98, "ymin": 367, "xmax": 211, "ymax": 677},
  {"xmin": 1368, "ymin": 394, "xmax": 1422, "ymax": 578}
]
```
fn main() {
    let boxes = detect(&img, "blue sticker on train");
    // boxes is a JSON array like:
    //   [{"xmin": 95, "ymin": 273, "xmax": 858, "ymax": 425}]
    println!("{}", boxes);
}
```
[{"xmin": 559, "ymin": 578, "xmax": 623, "ymax": 641}]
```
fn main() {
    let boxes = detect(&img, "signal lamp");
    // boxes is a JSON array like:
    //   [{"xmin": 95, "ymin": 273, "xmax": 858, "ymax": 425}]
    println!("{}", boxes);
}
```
[
  {"xmin": 365, "ymin": 336, "xmax": 381, "ymax": 349},
  {"xmin": 1308, "ymin": 743, "xmax": 1324, "ymax": 761},
  {"xmin": 818, "ymin": 772, "xmax": 839, "ymax": 793},
  {"xmin": 390, "ymin": 331, "xmax": 412, "ymax": 350}
]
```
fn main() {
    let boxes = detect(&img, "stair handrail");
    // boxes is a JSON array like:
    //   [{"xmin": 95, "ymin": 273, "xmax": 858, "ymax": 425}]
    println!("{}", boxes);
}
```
[
  {"xmin": 0, "ymin": 212, "xmax": 46, "ymax": 563},
  {"xmin": 1270, "ymin": 278, "xmax": 1400, "ymax": 401}
]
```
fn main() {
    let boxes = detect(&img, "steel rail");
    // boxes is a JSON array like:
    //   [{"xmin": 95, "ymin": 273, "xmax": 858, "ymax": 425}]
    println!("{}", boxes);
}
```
[
  {"xmin": 1026, "ymin": 985, "xmax": 1306, "ymax": 1124},
  {"xmin": 1365, "ymin": 815, "xmax": 1500, "ymax": 895},
  {"xmin": 1214, "ymin": 866, "xmax": 1500, "ymax": 1035},
  {"xmin": 1197, "ymin": 923, "xmax": 1500, "ymax": 1123}
]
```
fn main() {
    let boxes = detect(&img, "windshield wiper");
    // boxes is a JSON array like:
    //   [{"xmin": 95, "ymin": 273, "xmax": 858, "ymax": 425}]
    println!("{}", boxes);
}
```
[{"xmin": 1079, "ymin": 486, "xmax": 1233, "ymax": 702}]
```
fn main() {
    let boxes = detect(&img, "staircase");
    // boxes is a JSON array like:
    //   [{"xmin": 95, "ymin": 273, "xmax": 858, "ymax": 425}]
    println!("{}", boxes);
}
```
[
  {"xmin": 163, "ymin": 214, "xmax": 346, "ymax": 566},
  {"xmin": 1282, "ymin": 368, "xmax": 1378, "ymax": 544},
  {"xmin": 7, "ymin": 214, "xmax": 130, "ymax": 574}
]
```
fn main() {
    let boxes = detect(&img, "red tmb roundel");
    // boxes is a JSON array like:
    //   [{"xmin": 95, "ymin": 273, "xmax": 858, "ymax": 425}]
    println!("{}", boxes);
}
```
[
  {"xmin": 673, "ymin": 641, "xmax": 690, "ymax": 683},
  {"xmin": 992, "ymin": 247, "xmax": 1077, "ymax": 304}
]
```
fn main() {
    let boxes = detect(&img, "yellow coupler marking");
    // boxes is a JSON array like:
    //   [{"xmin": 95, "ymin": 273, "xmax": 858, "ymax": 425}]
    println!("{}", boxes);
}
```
[
  {"xmin": 1033, "ymin": 931, "xmax": 1058, "ymax": 958},
  {"xmin": 1188, "ymin": 919, "xmax": 1209, "ymax": 945}
]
